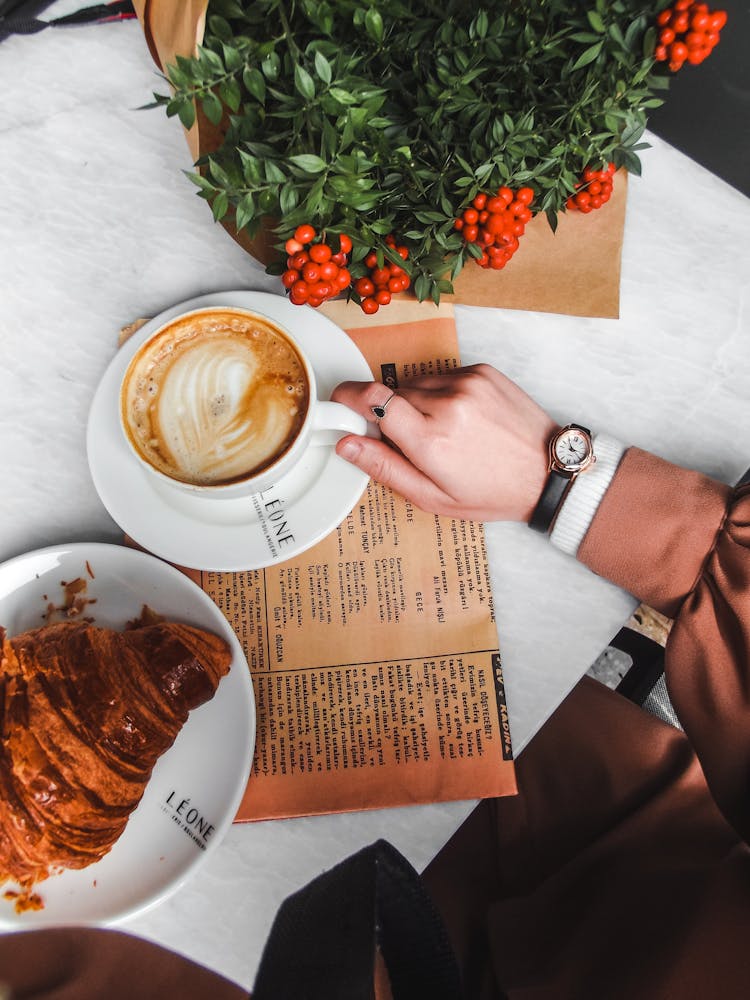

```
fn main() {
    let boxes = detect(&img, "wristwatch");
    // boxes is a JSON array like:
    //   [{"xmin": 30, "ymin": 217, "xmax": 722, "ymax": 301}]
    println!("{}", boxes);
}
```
[{"xmin": 529, "ymin": 423, "xmax": 596, "ymax": 533}]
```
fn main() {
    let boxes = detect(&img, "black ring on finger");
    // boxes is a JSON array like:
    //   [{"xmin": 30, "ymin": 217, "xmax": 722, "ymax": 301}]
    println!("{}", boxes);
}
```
[{"xmin": 371, "ymin": 391, "xmax": 397, "ymax": 421}]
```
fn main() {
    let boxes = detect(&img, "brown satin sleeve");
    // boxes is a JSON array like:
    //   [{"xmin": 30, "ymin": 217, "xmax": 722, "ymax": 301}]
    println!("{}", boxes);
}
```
[
  {"xmin": 578, "ymin": 447, "xmax": 731, "ymax": 618},
  {"xmin": 0, "ymin": 927, "xmax": 247, "ymax": 999},
  {"xmin": 579, "ymin": 447, "xmax": 750, "ymax": 842}
]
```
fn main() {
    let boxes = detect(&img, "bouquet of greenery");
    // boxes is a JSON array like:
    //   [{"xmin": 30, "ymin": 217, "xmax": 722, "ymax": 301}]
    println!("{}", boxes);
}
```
[{"xmin": 149, "ymin": 0, "xmax": 726, "ymax": 311}]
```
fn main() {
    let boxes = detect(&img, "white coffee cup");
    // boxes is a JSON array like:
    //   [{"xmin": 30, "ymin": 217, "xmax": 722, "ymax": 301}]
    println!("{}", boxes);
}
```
[{"xmin": 119, "ymin": 306, "xmax": 370, "ymax": 499}]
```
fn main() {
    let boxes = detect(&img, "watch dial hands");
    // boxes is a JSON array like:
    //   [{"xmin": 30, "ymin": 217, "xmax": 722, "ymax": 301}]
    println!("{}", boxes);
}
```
[{"xmin": 556, "ymin": 433, "xmax": 587, "ymax": 467}]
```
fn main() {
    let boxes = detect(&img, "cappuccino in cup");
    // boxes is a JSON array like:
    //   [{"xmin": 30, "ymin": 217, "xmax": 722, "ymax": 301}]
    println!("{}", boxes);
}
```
[{"xmin": 120, "ymin": 307, "xmax": 368, "ymax": 498}]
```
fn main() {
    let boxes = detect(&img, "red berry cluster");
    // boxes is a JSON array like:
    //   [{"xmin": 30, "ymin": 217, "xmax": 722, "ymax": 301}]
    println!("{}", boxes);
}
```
[
  {"xmin": 353, "ymin": 235, "xmax": 410, "ymax": 314},
  {"xmin": 565, "ymin": 163, "xmax": 616, "ymax": 213},
  {"xmin": 654, "ymin": 1, "xmax": 727, "ymax": 70},
  {"xmin": 281, "ymin": 225, "xmax": 353, "ymax": 307},
  {"xmin": 454, "ymin": 187, "xmax": 535, "ymax": 270}
]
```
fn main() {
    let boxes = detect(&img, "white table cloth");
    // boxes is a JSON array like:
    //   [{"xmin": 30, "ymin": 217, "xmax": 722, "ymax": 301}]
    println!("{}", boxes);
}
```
[{"xmin": 1, "ymin": 5, "xmax": 748, "ymax": 989}]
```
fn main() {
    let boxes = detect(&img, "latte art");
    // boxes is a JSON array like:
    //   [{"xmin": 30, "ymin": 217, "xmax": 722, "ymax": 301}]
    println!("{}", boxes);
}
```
[{"xmin": 122, "ymin": 310, "xmax": 310, "ymax": 486}]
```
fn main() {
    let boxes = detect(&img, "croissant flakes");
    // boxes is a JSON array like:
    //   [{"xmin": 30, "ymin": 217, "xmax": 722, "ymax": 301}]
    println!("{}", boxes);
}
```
[{"xmin": 0, "ymin": 619, "xmax": 232, "ymax": 903}]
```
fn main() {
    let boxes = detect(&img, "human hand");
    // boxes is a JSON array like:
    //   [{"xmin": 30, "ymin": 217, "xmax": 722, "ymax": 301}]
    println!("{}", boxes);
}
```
[{"xmin": 331, "ymin": 364, "xmax": 557, "ymax": 522}]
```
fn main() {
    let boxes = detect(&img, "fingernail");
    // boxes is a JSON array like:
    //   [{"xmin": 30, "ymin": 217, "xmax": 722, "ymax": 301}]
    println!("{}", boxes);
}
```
[{"xmin": 338, "ymin": 438, "xmax": 362, "ymax": 462}]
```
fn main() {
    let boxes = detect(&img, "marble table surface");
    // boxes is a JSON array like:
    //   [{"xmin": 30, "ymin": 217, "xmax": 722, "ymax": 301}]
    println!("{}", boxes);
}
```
[{"xmin": 1, "ymin": 6, "xmax": 749, "ymax": 990}]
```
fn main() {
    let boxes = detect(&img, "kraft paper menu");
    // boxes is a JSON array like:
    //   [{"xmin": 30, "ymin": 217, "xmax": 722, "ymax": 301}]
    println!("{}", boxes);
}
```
[
  {"xmin": 122, "ymin": 300, "xmax": 516, "ymax": 820},
  {"xmin": 203, "ymin": 300, "xmax": 514, "ymax": 820}
]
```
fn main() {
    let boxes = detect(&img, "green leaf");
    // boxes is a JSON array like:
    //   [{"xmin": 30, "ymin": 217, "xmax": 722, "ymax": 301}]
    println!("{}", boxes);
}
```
[
  {"xmin": 201, "ymin": 46, "xmax": 224, "ymax": 73},
  {"xmin": 364, "ymin": 8, "xmax": 384, "ymax": 44},
  {"xmin": 414, "ymin": 210, "xmax": 445, "ymax": 223},
  {"xmin": 211, "ymin": 190, "xmax": 229, "ymax": 221},
  {"xmin": 294, "ymin": 64, "xmax": 316, "ymax": 101},
  {"xmin": 279, "ymin": 181, "xmax": 299, "ymax": 215},
  {"xmin": 608, "ymin": 22, "xmax": 626, "ymax": 49},
  {"xmin": 222, "ymin": 43, "xmax": 243, "ymax": 72},
  {"xmin": 202, "ymin": 90, "xmax": 224, "ymax": 126},
  {"xmin": 625, "ymin": 17, "xmax": 645, "ymax": 51},
  {"xmin": 235, "ymin": 192, "xmax": 256, "ymax": 231},
  {"xmin": 208, "ymin": 15, "xmax": 233, "ymax": 42},
  {"xmin": 219, "ymin": 77, "xmax": 242, "ymax": 113},
  {"xmin": 261, "ymin": 51, "xmax": 280, "ymax": 81},
  {"xmin": 314, "ymin": 50, "xmax": 332, "ymax": 85},
  {"xmin": 185, "ymin": 171, "xmax": 216, "ymax": 195},
  {"xmin": 622, "ymin": 151, "xmax": 643, "ymax": 176},
  {"xmin": 264, "ymin": 160, "xmax": 287, "ymax": 182},
  {"xmin": 329, "ymin": 87, "xmax": 357, "ymax": 105},
  {"xmin": 176, "ymin": 100, "xmax": 196, "ymax": 130},
  {"xmin": 166, "ymin": 64, "xmax": 190, "ymax": 89},
  {"xmin": 212, "ymin": 1, "xmax": 244, "ymax": 19},
  {"xmin": 620, "ymin": 120, "xmax": 645, "ymax": 146},
  {"xmin": 208, "ymin": 157, "xmax": 231, "ymax": 187},
  {"xmin": 288, "ymin": 153, "xmax": 327, "ymax": 173},
  {"xmin": 239, "ymin": 150, "xmax": 262, "ymax": 182},
  {"xmin": 586, "ymin": 11, "xmax": 605, "ymax": 33},
  {"xmin": 414, "ymin": 274, "xmax": 430, "ymax": 301},
  {"xmin": 572, "ymin": 42, "xmax": 603, "ymax": 71},
  {"xmin": 243, "ymin": 67, "xmax": 266, "ymax": 103}
]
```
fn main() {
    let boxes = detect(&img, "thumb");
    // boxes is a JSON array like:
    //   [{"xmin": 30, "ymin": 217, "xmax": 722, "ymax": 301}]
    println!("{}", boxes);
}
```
[{"xmin": 335, "ymin": 435, "xmax": 453, "ymax": 513}]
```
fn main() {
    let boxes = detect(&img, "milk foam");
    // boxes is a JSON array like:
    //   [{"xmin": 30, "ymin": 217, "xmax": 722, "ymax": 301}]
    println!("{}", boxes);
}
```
[{"xmin": 122, "ymin": 311, "xmax": 309, "ymax": 486}]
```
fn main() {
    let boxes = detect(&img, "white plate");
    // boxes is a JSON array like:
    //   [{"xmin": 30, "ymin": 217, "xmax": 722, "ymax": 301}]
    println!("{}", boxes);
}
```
[
  {"xmin": 87, "ymin": 291, "xmax": 372, "ymax": 572},
  {"xmin": 0, "ymin": 543, "xmax": 255, "ymax": 926}
]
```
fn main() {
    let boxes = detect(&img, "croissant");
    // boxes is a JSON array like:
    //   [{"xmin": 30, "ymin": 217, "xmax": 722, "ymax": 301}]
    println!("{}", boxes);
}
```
[{"xmin": 0, "ymin": 618, "xmax": 232, "ymax": 897}]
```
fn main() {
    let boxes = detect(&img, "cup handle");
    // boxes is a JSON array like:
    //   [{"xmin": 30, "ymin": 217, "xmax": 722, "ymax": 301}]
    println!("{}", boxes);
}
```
[{"xmin": 312, "ymin": 401, "xmax": 379, "ymax": 444}]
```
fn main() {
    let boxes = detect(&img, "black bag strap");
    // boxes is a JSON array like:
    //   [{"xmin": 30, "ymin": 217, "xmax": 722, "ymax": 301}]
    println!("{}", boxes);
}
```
[
  {"xmin": 0, "ymin": 0, "xmax": 134, "ymax": 42},
  {"xmin": 252, "ymin": 839, "xmax": 463, "ymax": 1000}
]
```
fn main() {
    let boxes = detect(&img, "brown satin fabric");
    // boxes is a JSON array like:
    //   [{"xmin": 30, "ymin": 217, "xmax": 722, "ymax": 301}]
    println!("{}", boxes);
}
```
[
  {"xmin": 424, "ymin": 677, "xmax": 750, "ymax": 999},
  {"xmin": 0, "ymin": 928, "xmax": 394, "ymax": 999},
  {"xmin": 578, "ymin": 447, "xmax": 731, "ymax": 619},
  {"xmin": 0, "ymin": 926, "xmax": 246, "ymax": 999},
  {"xmin": 423, "ymin": 450, "xmax": 750, "ymax": 998},
  {"xmin": 581, "ymin": 449, "xmax": 750, "ymax": 843}
]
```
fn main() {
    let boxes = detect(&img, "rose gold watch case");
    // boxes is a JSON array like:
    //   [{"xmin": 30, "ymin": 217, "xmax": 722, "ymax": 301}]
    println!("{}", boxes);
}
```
[{"xmin": 548, "ymin": 424, "xmax": 596, "ymax": 476}]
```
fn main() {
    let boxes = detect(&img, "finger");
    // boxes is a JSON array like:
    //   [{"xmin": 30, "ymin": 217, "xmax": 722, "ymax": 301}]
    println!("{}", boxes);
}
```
[
  {"xmin": 398, "ymin": 372, "xmax": 463, "ymax": 391},
  {"xmin": 400, "ymin": 364, "xmax": 501, "ymax": 391},
  {"xmin": 335, "ymin": 434, "xmax": 455, "ymax": 513},
  {"xmin": 394, "ymin": 383, "xmax": 455, "ymax": 411},
  {"xmin": 331, "ymin": 381, "xmax": 428, "ymax": 437}
]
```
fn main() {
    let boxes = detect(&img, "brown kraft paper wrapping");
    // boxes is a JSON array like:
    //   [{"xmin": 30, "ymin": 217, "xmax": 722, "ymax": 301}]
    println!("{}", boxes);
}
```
[
  {"xmin": 131, "ymin": 0, "xmax": 626, "ymax": 319},
  {"xmin": 121, "ymin": 301, "xmax": 516, "ymax": 820}
]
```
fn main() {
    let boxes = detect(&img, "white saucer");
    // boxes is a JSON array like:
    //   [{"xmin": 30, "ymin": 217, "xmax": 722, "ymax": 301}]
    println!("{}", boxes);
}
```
[
  {"xmin": 0, "ymin": 543, "xmax": 255, "ymax": 926},
  {"xmin": 87, "ymin": 291, "xmax": 372, "ymax": 572}
]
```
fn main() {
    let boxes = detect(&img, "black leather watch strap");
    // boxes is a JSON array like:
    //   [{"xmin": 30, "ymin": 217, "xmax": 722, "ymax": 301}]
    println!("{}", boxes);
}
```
[
  {"xmin": 530, "ymin": 423, "xmax": 593, "ymax": 534},
  {"xmin": 529, "ymin": 469, "xmax": 573, "ymax": 533}
]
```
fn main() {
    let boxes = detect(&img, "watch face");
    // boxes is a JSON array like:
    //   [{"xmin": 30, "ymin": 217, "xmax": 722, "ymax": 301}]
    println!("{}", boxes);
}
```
[{"xmin": 552, "ymin": 426, "xmax": 593, "ymax": 472}]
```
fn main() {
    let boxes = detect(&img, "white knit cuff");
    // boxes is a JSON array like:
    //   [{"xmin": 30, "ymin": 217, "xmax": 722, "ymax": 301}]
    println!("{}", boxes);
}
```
[{"xmin": 549, "ymin": 433, "xmax": 626, "ymax": 557}]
